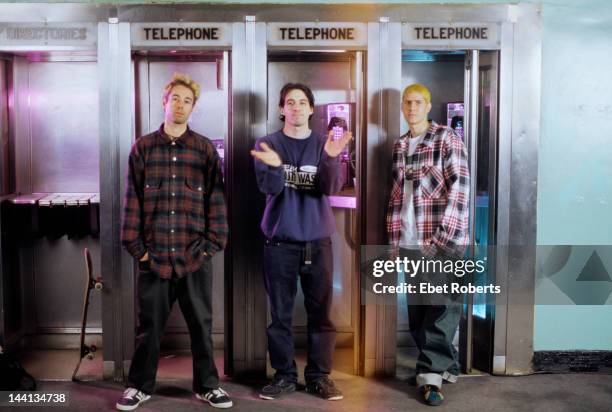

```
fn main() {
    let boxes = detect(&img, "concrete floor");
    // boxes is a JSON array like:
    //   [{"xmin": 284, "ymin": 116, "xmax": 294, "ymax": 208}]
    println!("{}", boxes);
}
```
[{"xmin": 13, "ymin": 348, "xmax": 612, "ymax": 412}]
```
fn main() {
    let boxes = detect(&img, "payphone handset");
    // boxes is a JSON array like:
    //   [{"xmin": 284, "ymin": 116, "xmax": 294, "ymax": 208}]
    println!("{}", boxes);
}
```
[
  {"xmin": 328, "ymin": 117, "xmax": 348, "ymax": 141},
  {"xmin": 447, "ymin": 102, "xmax": 465, "ymax": 140},
  {"xmin": 326, "ymin": 103, "xmax": 351, "ymax": 142},
  {"xmin": 326, "ymin": 103, "xmax": 354, "ymax": 188}
]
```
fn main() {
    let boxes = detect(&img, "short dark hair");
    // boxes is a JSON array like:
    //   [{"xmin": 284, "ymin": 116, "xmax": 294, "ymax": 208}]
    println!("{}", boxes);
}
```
[{"xmin": 278, "ymin": 83, "xmax": 315, "ymax": 121}]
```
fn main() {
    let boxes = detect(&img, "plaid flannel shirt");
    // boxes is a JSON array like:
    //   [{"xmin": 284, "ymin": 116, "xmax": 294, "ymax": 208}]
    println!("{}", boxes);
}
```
[
  {"xmin": 121, "ymin": 124, "xmax": 227, "ymax": 279},
  {"xmin": 386, "ymin": 121, "xmax": 470, "ymax": 258}
]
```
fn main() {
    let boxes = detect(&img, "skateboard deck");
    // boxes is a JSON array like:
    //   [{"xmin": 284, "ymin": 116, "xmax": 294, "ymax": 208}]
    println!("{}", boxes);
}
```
[{"xmin": 72, "ymin": 248, "xmax": 103, "ymax": 381}]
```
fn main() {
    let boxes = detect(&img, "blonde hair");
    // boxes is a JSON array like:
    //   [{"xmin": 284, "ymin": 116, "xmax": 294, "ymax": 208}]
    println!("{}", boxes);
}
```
[
  {"xmin": 402, "ymin": 83, "xmax": 431, "ymax": 104},
  {"xmin": 163, "ymin": 72, "xmax": 201, "ymax": 104}
]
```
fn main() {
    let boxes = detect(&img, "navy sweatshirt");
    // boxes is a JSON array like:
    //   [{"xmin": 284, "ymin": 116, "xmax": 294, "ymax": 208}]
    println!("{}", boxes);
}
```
[{"xmin": 254, "ymin": 130, "xmax": 343, "ymax": 242}]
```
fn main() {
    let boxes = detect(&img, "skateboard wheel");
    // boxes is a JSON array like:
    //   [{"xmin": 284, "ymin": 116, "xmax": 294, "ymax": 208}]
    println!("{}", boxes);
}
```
[
  {"xmin": 87, "ymin": 353, "xmax": 94, "ymax": 360},
  {"xmin": 94, "ymin": 282, "xmax": 103, "ymax": 291},
  {"xmin": 90, "ymin": 345, "xmax": 97, "ymax": 353}
]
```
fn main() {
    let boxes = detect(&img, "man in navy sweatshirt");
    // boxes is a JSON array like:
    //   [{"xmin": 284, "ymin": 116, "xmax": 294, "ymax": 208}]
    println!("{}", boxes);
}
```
[{"xmin": 251, "ymin": 83, "xmax": 351, "ymax": 401}]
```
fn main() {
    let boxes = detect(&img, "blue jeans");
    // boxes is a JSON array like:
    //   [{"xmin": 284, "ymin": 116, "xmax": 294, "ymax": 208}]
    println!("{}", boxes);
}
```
[{"xmin": 263, "ymin": 237, "xmax": 336, "ymax": 383}]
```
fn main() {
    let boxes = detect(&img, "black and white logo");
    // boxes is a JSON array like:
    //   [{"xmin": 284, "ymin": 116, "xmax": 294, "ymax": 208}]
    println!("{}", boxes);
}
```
[{"xmin": 284, "ymin": 164, "xmax": 317, "ymax": 190}]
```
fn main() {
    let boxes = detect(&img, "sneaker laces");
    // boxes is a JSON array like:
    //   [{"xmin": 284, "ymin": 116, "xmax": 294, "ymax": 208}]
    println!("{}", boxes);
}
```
[
  {"xmin": 316, "ymin": 377, "xmax": 337, "ymax": 391},
  {"xmin": 123, "ymin": 388, "xmax": 143, "ymax": 400},
  {"xmin": 209, "ymin": 388, "xmax": 229, "ymax": 398}
]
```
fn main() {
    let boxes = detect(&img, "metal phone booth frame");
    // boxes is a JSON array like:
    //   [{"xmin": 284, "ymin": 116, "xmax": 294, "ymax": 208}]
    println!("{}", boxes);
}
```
[
  {"xmin": 264, "ymin": 20, "xmax": 368, "ymax": 377},
  {"xmin": 361, "ymin": 4, "xmax": 540, "ymax": 377},
  {"xmin": 99, "ymin": 7, "xmax": 246, "ymax": 381},
  {"xmin": 0, "ymin": 2, "xmax": 106, "ymax": 372}
]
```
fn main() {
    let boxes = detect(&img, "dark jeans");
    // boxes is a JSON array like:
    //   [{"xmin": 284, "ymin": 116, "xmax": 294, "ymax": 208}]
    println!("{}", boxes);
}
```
[
  {"xmin": 263, "ymin": 237, "xmax": 336, "ymax": 384},
  {"xmin": 408, "ymin": 303, "xmax": 461, "ymax": 377},
  {"xmin": 400, "ymin": 248, "xmax": 462, "ymax": 383},
  {"xmin": 127, "ymin": 258, "xmax": 219, "ymax": 394}
]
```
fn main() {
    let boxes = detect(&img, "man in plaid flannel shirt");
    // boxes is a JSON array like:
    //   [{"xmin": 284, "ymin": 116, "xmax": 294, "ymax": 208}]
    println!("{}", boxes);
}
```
[
  {"xmin": 117, "ymin": 74, "xmax": 232, "ymax": 410},
  {"xmin": 386, "ymin": 84, "xmax": 470, "ymax": 406}
]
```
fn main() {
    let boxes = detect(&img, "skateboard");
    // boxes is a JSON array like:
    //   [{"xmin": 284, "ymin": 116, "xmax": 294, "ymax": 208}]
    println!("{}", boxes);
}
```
[{"xmin": 72, "ymin": 248, "xmax": 103, "ymax": 381}]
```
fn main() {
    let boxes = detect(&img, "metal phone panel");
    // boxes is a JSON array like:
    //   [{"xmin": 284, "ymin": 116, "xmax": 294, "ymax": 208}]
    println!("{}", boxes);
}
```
[
  {"xmin": 504, "ymin": 4, "xmax": 540, "ymax": 375},
  {"xmin": 331, "ymin": 207, "xmax": 356, "ymax": 332},
  {"xmin": 461, "ymin": 50, "xmax": 480, "ymax": 374},
  {"xmin": 98, "ymin": 20, "xmax": 133, "ymax": 381},
  {"xmin": 0, "ymin": 60, "xmax": 5, "ymax": 342},
  {"xmin": 471, "ymin": 50, "xmax": 500, "ymax": 374},
  {"xmin": 493, "ymin": 22, "xmax": 513, "ymax": 375},
  {"xmin": 0, "ymin": 60, "xmax": 7, "ymax": 195},
  {"xmin": 0, "ymin": 207, "xmax": 4, "ymax": 344},
  {"xmin": 361, "ymin": 21, "xmax": 403, "ymax": 377},
  {"xmin": 117, "ymin": 21, "xmax": 138, "ymax": 381},
  {"xmin": 28, "ymin": 61, "xmax": 99, "ymax": 193},
  {"xmin": 227, "ymin": 20, "xmax": 268, "ymax": 376},
  {"xmin": 12, "ymin": 56, "xmax": 31, "ymax": 194},
  {"xmin": 8, "ymin": 193, "xmax": 46, "ymax": 205},
  {"xmin": 34, "ymin": 238, "xmax": 102, "ymax": 332},
  {"xmin": 38, "ymin": 193, "xmax": 60, "ymax": 207},
  {"xmin": 329, "ymin": 196, "xmax": 356, "ymax": 209}
]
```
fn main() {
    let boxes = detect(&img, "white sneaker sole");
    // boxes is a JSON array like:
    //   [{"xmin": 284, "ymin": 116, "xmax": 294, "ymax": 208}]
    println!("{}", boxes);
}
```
[
  {"xmin": 196, "ymin": 393, "xmax": 233, "ymax": 408},
  {"xmin": 259, "ymin": 387, "xmax": 296, "ymax": 400},
  {"xmin": 259, "ymin": 394, "xmax": 276, "ymax": 400},
  {"xmin": 306, "ymin": 386, "xmax": 344, "ymax": 401},
  {"xmin": 115, "ymin": 395, "xmax": 150, "ymax": 411}
]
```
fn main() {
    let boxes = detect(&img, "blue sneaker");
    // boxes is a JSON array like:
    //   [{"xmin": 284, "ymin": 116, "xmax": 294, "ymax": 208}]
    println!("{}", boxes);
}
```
[{"xmin": 421, "ymin": 385, "xmax": 444, "ymax": 406}]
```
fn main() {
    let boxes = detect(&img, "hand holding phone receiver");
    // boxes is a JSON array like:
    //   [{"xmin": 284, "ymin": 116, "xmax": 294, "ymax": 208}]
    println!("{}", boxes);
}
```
[{"xmin": 325, "ymin": 130, "xmax": 353, "ymax": 158}]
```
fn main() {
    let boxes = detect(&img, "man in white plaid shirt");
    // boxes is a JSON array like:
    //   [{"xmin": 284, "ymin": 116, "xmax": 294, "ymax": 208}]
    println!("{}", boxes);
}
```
[{"xmin": 386, "ymin": 84, "xmax": 470, "ymax": 406}]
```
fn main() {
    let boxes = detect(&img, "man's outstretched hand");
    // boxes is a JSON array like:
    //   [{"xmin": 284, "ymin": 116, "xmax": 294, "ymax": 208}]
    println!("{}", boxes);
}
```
[
  {"xmin": 251, "ymin": 142, "xmax": 282, "ymax": 167},
  {"xmin": 324, "ymin": 130, "xmax": 353, "ymax": 158}
]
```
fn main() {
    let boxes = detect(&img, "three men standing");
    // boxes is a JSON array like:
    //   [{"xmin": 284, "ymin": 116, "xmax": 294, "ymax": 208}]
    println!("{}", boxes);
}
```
[
  {"xmin": 118, "ymin": 73, "xmax": 467, "ymax": 409},
  {"xmin": 387, "ymin": 84, "xmax": 470, "ymax": 406}
]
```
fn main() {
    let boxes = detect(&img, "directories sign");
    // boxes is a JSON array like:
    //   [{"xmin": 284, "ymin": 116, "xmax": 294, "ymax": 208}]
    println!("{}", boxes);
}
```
[{"xmin": 0, "ymin": 23, "xmax": 96, "ymax": 47}]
